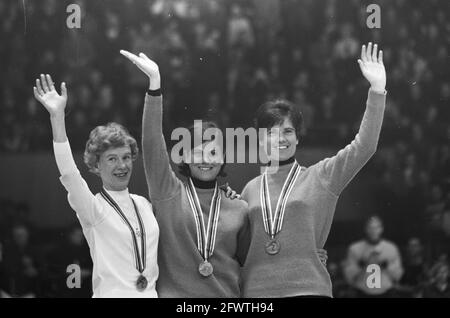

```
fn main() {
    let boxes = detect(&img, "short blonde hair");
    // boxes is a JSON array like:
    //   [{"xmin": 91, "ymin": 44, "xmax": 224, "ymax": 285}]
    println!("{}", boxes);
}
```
[{"xmin": 83, "ymin": 122, "xmax": 139, "ymax": 174}]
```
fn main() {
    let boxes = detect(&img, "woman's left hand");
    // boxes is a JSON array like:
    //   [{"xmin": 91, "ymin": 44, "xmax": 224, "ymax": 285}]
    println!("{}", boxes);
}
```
[{"xmin": 221, "ymin": 183, "xmax": 241, "ymax": 200}]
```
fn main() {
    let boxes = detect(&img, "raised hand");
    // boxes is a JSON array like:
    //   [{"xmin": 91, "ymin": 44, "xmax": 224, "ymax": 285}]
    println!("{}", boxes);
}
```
[
  {"xmin": 120, "ymin": 50, "xmax": 160, "ymax": 89},
  {"xmin": 358, "ymin": 42, "xmax": 386, "ymax": 93},
  {"xmin": 33, "ymin": 74, "xmax": 67, "ymax": 117}
]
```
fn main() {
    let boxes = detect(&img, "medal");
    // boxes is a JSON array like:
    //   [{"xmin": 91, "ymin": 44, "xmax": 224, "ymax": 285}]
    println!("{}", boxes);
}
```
[
  {"xmin": 260, "ymin": 161, "xmax": 301, "ymax": 255},
  {"xmin": 185, "ymin": 179, "xmax": 221, "ymax": 277},
  {"xmin": 198, "ymin": 261, "xmax": 214, "ymax": 277},
  {"xmin": 101, "ymin": 189, "xmax": 148, "ymax": 291},
  {"xmin": 265, "ymin": 239, "xmax": 281, "ymax": 255},
  {"xmin": 136, "ymin": 275, "xmax": 148, "ymax": 291}
]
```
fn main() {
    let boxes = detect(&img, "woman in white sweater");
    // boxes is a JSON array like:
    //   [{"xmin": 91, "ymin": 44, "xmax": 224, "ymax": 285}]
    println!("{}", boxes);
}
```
[{"xmin": 33, "ymin": 74, "xmax": 159, "ymax": 298}]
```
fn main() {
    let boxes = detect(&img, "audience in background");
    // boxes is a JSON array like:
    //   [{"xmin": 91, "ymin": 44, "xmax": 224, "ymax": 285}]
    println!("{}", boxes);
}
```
[{"xmin": 0, "ymin": 0, "xmax": 448, "ymax": 297}]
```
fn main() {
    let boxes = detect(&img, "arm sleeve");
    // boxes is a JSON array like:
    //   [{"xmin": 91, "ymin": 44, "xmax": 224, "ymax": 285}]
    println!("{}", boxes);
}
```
[
  {"xmin": 54, "ymin": 141, "xmax": 105, "ymax": 227},
  {"xmin": 315, "ymin": 89, "xmax": 386, "ymax": 196},
  {"xmin": 141, "ymin": 94, "xmax": 181, "ymax": 202}
]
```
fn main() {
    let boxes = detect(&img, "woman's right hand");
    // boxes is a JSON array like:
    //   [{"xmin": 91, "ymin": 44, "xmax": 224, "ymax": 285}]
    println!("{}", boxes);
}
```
[
  {"xmin": 33, "ymin": 74, "xmax": 67, "ymax": 117},
  {"xmin": 317, "ymin": 248, "xmax": 328, "ymax": 266},
  {"xmin": 120, "ymin": 50, "xmax": 161, "ymax": 89}
]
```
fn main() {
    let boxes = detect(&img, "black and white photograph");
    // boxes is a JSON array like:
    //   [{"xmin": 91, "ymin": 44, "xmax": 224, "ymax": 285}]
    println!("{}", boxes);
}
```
[{"xmin": 0, "ymin": 0, "xmax": 449, "ymax": 304}]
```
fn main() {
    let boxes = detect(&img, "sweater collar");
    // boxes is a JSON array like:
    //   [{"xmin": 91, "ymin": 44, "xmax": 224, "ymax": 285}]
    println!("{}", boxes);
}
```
[
  {"xmin": 264, "ymin": 156, "xmax": 297, "ymax": 175},
  {"xmin": 103, "ymin": 187, "xmax": 130, "ymax": 202},
  {"xmin": 191, "ymin": 177, "xmax": 216, "ymax": 189}
]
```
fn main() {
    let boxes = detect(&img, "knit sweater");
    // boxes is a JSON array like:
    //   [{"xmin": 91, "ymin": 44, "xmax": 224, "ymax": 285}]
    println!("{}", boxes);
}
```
[
  {"xmin": 54, "ymin": 141, "xmax": 159, "ymax": 298},
  {"xmin": 142, "ymin": 94, "xmax": 249, "ymax": 298},
  {"xmin": 241, "ymin": 89, "xmax": 386, "ymax": 297}
]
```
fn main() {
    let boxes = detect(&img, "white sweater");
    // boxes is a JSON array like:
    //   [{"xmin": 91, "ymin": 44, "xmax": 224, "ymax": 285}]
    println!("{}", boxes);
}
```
[{"xmin": 53, "ymin": 141, "xmax": 159, "ymax": 298}]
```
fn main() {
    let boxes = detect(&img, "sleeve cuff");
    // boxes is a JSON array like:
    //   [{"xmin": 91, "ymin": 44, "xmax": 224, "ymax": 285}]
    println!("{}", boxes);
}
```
[
  {"xmin": 369, "ymin": 87, "xmax": 387, "ymax": 95},
  {"xmin": 146, "ymin": 88, "xmax": 162, "ymax": 96},
  {"xmin": 367, "ymin": 88, "xmax": 387, "ymax": 108}
]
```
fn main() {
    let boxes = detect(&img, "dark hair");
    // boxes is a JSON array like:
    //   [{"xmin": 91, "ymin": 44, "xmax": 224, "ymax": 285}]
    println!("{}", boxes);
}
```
[
  {"xmin": 84, "ymin": 122, "xmax": 139, "ymax": 174},
  {"xmin": 177, "ymin": 121, "xmax": 227, "ymax": 178},
  {"xmin": 255, "ymin": 99, "xmax": 303, "ymax": 139}
]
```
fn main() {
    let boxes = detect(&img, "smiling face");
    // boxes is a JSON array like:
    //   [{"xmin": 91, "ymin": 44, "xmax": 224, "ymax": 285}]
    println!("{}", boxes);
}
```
[
  {"xmin": 185, "ymin": 139, "xmax": 224, "ymax": 182},
  {"xmin": 95, "ymin": 146, "xmax": 133, "ymax": 191},
  {"xmin": 260, "ymin": 117, "xmax": 298, "ymax": 162}
]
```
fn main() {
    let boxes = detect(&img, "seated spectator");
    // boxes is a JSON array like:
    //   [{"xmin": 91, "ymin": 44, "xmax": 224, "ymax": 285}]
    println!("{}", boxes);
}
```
[
  {"xmin": 398, "ymin": 237, "xmax": 428, "ymax": 297},
  {"xmin": 420, "ymin": 261, "xmax": 450, "ymax": 298},
  {"xmin": 343, "ymin": 216, "xmax": 404, "ymax": 297},
  {"xmin": 0, "ymin": 223, "xmax": 40, "ymax": 297},
  {"xmin": 47, "ymin": 226, "xmax": 92, "ymax": 298}
]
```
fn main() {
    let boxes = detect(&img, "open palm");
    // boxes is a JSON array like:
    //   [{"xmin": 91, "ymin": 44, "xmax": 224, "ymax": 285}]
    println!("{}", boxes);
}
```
[
  {"xmin": 120, "ymin": 50, "xmax": 160, "ymax": 79},
  {"xmin": 358, "ymin": 43, "xmax": 386, "ymax": 92},
  {"xmin": 33, "ymin": 74, "xmax": 67, "ymax": 116}
]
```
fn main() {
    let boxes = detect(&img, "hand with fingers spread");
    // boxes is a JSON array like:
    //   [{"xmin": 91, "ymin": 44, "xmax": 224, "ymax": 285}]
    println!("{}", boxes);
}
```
[
  {"xmin": 358, "ymin": 42, "xmax": 386, "ymax": 93},
  {"xmin": 120, "ymin": 50, "xmax": 161, "ymax": 90},
  {"xmin": 33, "ymin": 74, "xmax": 67, "ymax": 117}
]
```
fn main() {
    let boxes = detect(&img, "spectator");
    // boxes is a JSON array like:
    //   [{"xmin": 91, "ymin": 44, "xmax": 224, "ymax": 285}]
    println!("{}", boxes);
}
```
[
  {"xmin": 0, "ymin": 223, "xmax": 40, "ymax": 297},
  {"xmin": 227, "ymin": 4, "xmax": 255, "ymax": 51},
  {"xmin": 398, "ymin": 237, "xmax": 428, "ymax": 297},
  {"xmin": 47, "ymin": 226, "xmax": 92, "ymax": 298},
  {"xmin": 421, "ymin": 261, "xmax": 450, "ymax": 298},
  {"xmin": 343, "ymin": 216, "xmax": 404, "ymax": 297}
]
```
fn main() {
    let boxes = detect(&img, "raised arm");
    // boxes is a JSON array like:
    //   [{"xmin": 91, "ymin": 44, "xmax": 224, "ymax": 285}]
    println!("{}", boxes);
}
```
[
  {"xmin": 316, "ymin": 42, "xmax": 387, "ymax": 196},
  {"xmin": 34, "ymin": 75, "xmax": 103, "ymax": 227},
  {"xmin": 120, "ymin": 50, "xmax": 180, "ymax": 201}
]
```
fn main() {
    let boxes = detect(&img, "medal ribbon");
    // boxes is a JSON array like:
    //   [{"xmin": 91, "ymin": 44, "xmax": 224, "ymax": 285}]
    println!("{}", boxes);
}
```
[
  {"xmin": 260, "ymin": 161, "xmax": 301, "ymax": 239},
  {"xmin": 100, "ymin": 189, "xmax": 146, "ymax": 273},
  {"xmin": 185, "ymin": 178, "xmax": 221, "ymax": 261}
]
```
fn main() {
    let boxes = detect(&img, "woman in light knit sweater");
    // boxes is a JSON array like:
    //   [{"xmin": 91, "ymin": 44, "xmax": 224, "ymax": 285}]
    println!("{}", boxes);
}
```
[
  {"xmin": 33, "ymin": 74, "xmax": 159, "ymax": 297},
  {"xmin": 240, "ymin": 42, "xmax": 388, "ymax": 298}
]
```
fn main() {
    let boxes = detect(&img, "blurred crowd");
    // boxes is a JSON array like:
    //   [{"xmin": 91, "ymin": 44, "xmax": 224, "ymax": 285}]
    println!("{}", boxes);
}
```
[
  {"xmin": 0, "ymin": 0, "xmax": 449, "ymax": 297},
  {"xmin": 0, "ymin": 0, "xmax": 448, "ymax": 148},
  {"xmin": 0, "ymin": 199, "xmax": 92, "ymax": 297}
]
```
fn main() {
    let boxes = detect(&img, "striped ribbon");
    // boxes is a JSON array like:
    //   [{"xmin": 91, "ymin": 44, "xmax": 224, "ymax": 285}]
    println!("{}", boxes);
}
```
[
  {"xmin": 260, "ymin": 161, "xmax": 302, "ymax": 239},
  {"xmin": 185, "ymin": 178, "xmax": 221, "ymax": 261},
  {"xmin": 100, "ymin": 189, "xmax": 146, "ymax": 273}
]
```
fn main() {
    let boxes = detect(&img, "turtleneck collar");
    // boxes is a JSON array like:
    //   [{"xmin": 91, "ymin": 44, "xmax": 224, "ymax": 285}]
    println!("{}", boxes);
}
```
[
  {"xmin": 268, "ymin": 156, "xmax": 296, "ymax": 167},
  {"xmin": 191, "ymin": 177, "xmax": 216, "ymax": 189},
  {"xmin": 103, "ymin": 187, "xmax": 130, "ymax": 200},
  {"xmin": 264, "ymin": 156, "xmax": 297, "ymax": 175}
]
